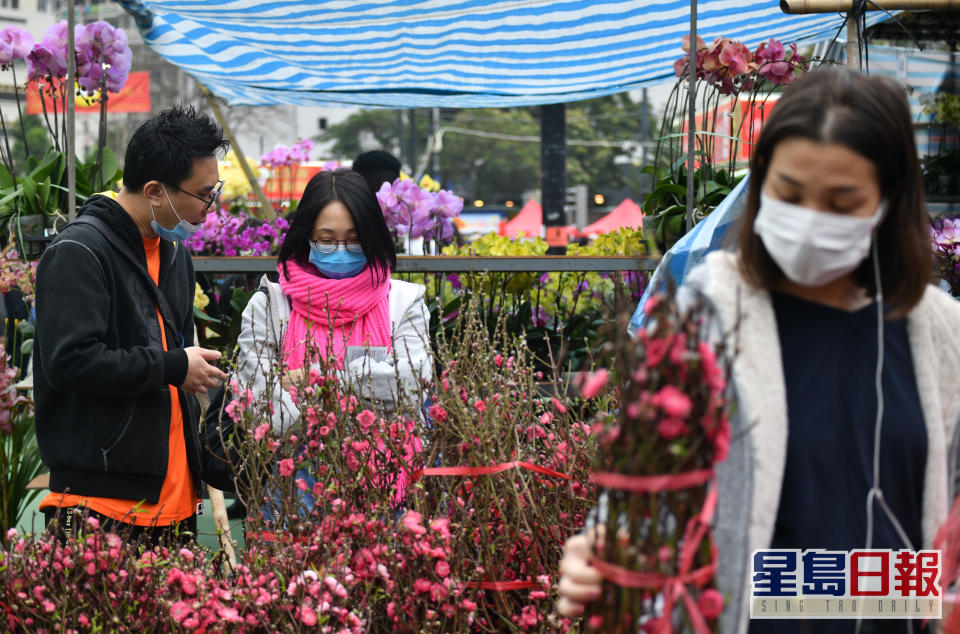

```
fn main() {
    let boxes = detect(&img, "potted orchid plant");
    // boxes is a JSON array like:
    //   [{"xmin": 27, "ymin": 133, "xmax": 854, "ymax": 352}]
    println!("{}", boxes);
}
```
[
  {"xmin": 375, "ymin": 176, "xmax": 464, "ymax": 254},
  {"xmin": 932, "ymin": 217, "xmax": 959, "ymax": 298},
  {"xmin": 647, "ymin": 34, "xmax": 808, "ymax": 249},
  {"xmin": 0, "ymin": 20, "xmax": 130, "ymax": 257}
]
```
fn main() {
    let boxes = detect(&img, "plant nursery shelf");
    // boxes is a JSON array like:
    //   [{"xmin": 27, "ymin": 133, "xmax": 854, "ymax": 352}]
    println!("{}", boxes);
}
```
[{"xmin": 193, "ymin": 255, "xmax": 661, "ymax": 274}]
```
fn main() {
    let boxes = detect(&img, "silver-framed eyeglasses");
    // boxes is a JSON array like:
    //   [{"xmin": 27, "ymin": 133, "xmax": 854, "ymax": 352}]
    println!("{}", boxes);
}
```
[
  {"xmin": 310, "ymin": 239, "xmax": 363, "ymax": 254},
  {"xmin": 172, "ymin": 179, "xmax": 224, "ymax": 212}
]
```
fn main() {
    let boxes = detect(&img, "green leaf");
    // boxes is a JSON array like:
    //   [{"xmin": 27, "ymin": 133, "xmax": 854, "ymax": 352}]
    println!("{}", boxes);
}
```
[
  {"xmin": 193, "ymin": 305, "xmax": 223, "ymax": 325},
  {"xmin": 74, "ymin": 167, "xmax": 92, "ymax": 198},
  {"xmin": 0, "ymin": 185, "xmax": 23, "ymax": 210},
  {"xmin": 28, "ymin": 149, "xmax": 60, "ymax": 182},
  {"xmin": 666, "ymin": 212, "xmax": 685, "ymax": 238},
  {"xmin": 0, "ymin": 163, "xmax": 14, "ymax": 190},
  {"xmin": 229, "ymin": 287, "xmax": 255, "ymax": 314},
  {"xmin": 18, "ymin": 176, "xmax": 37, "ymax": 213},
  {"xmin": 19, "ymin": 338, "xmax": 33, "ymax": 356},
  {"xmin": 99, "ymin": 147, "xmax": 119, "ymax": 188},
  {"xmin": 37, "ymin": 178, "xmax": 51, "ymax": 208}
]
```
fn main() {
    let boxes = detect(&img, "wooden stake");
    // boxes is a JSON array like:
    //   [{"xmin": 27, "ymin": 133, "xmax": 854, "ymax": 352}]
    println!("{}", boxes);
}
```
[
  {"xmin": 200, "ymin": 86, "xmax": 276, "ymax": 220},
  {"xmin": 207, "ymin": 485, "xmax": 238, "ymax": 574}
]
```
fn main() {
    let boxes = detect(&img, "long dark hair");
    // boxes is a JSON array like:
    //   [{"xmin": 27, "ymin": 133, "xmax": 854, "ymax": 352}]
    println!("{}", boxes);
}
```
[
  {"xmin": 278, "ymin": 168, "xmax": 396, "ymax": 284},
  {"xmin": 736, "ymin": 66, "xmax": 931, "ymax": 316}
]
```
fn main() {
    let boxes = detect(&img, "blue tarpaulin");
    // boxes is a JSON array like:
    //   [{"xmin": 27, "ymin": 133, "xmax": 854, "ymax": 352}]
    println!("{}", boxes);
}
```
[
  {"xmin": 630, "ymin": 174, "xmax": 749, "ymax": 331},
  {"xmin": 113, "ymin": 0, "xmax": 888, "ymax": 108}
]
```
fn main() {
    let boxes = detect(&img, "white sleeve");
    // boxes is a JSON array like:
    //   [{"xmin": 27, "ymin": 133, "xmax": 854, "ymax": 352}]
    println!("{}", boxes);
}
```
[
  {"xmin": 342, "ymin": 296, "xmax": 432, "ymax": 407},
  {"xmin": 235, "ymin": 291, "xmax": 300, "ymax": 433}
]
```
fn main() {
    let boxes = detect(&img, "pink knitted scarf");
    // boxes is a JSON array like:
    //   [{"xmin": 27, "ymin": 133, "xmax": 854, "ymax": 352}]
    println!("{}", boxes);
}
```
[{"xmin": 278, "ymin": 260, "xmax": 391, "ymax": 370}]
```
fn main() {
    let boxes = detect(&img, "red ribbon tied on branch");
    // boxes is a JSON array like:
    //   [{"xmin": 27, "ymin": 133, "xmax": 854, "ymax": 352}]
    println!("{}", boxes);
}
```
[
  {"xmin": 588, "ymin": 469, "xmax": 719, "ymax": 634},
  {"xmin": 410, "ymin": 460, "xmax": 570, "ymax": 483}
]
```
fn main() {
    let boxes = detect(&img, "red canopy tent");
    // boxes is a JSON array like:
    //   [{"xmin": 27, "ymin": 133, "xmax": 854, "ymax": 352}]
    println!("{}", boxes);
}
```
[
  {"xmin": 499, "ymin": 199, "xmax": 542, "ymax": 238},
  {"xmin": 579, "ymin": 198, "xmax": 645, "ymax": 237}
]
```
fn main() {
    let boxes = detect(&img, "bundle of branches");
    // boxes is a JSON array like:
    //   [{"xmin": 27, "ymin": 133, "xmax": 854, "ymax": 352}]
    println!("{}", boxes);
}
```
[
  {"xmin": 403, "ymin": 300, "xmax": 600, "ymax": 632},
  {"xmin": 582, "ymin": 294, "xmax": 733, "ymax": 633}
]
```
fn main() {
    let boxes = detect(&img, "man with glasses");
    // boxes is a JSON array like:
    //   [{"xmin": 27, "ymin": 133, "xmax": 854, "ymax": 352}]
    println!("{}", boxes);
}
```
[{"xmin": 34, "ymin": 105, "xmax": 230, "ymax": 544}]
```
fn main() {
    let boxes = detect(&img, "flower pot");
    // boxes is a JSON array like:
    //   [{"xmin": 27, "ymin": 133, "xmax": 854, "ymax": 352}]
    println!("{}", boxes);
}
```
[{"xmin": 12, "ymin": 214, "xmax": 58, "ymax": 260}]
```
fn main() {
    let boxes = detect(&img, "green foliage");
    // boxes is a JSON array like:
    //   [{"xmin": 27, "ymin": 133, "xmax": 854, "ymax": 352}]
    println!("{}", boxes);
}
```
[
  {"xmin": 9, "ymin": 115, "xmax": 49, "ymax": 173},
  {"xmin": 318, "ymin": 109, "xmax": 414, "ymax": 161},
  {"xmin": 318, "ymin": 95, "xmax": 657, "ymax": 203},
  {"xmin": 194, "ymin": 282, "xmax": 257, "ymax": 355},
  {"xmin": 642, "ymin": 164, "xmax": 743, "ymax": 250},
  {"xmin": 566, "ymin": 92, "xmax": 654, "ymax": 197},
  {"xmin": 919, "ymin": 92, "xmax": 960, "ymax": 196},
  {"xmin": 921, "ymin": 91, "xmax": 960, "ymax": 127},
  {"xmin": 438, "ymin": 108, "xmax": 541, "ymax": 202},
  {"xmin": 0, "ymin": 145, "xmax": 123, "ymax": 242},
  {"xmin": 430, "ymin": 229, "xmax": 650, "ymax": 372},
  {"xmin": 0, "ymin": 404, "xmax": 44, "ymax": 539},
  {"xmin": 921, "ymin": 147, "xmax": 960, "ymax": 197}
]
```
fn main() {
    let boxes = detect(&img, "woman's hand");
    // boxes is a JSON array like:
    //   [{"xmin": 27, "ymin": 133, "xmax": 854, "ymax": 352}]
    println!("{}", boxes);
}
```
[
  {"xmin": 556, "ymin": 530, "xmax": 604, "ymax": 617},
  {"xmin": 280, "ymin": 368, "xmax": 305, "ymax": 391}
]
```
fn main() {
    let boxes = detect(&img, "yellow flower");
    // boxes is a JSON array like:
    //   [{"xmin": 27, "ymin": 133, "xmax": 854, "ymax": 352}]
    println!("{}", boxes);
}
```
[
  {"xmin": 218, "ymin": 150, "xmax": 262, "ymax": 200},
  {"xmin": 419, "ymin": 174, "xmax": 441, "ymax": 192},
  {"xmin": 194, "ymin": 283, "xmax": 210, "ymax": 311}
]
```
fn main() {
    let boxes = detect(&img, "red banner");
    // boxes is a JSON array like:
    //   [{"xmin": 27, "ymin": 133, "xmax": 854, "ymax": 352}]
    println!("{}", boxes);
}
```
[{"xmin": 26, "ymin": 71, "xmax": 151, "ymax": 115}]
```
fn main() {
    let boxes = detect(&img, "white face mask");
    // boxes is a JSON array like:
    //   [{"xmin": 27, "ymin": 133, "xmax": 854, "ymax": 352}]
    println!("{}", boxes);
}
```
[{"xmin": 753, "ymin": 192, "xmax": 886, "ymax": 287}]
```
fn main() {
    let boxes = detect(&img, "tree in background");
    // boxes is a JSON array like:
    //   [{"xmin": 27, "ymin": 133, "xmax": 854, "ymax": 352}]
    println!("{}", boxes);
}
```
[
  {"xmin": 437, "ymin": 108, "xmax": 540, "ymax": 202},
  {"xmin": 317, "ymin": 94, "xmax": 657, "ymax": 205},
  {"xmin": 320, "ymin": 109, "xmax": 412, "ymax": 164},
  {"xmin": 567, "ymin": 92, "xmax": 652, "ymax": 200}
]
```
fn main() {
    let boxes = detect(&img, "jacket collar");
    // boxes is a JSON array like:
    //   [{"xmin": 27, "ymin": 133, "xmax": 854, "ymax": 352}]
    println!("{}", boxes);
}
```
[{"xmin": 78, "ymin": 194, "xmax": 178, "ymax": 266}]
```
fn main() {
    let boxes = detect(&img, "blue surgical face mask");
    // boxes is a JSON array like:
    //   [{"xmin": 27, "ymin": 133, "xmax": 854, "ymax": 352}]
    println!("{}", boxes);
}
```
[
  {"xmin": 308, "ymin": 243, "xmax": 367, "ymax": 279},
  {"xmin": 150, "ymin": 185, "xmax": 203, "ymax": 242}
]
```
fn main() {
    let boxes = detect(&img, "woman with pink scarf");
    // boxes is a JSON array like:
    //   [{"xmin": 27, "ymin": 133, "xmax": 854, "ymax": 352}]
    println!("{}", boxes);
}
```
[{"xmin": 235, "ymin": 169, "xmax": 432, "ymax": 434}]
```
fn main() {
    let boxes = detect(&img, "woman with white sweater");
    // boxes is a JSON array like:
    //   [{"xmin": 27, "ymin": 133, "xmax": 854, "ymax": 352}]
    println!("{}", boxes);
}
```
[
  {"xmin": 557, "ymin": 68, "xmax": 960, "ymax": 633},
  {"xmin": 235, "ymin": 168, "xmax": 432, "ymax": 435}
]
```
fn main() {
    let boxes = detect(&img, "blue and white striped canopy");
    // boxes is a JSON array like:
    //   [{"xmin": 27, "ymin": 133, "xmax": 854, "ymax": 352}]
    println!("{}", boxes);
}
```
[{"xmin": 115, "ymin": 0, "xmax": 888, "ymax": 108}]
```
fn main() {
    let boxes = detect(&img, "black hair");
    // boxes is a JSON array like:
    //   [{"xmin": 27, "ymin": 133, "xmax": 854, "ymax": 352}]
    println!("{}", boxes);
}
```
[
  {"xmin": 278, "ymin": 168, "xmax": 396, "ymax": 284},
  {"xmin": 352, "ymin": 150, "xmax": 401, "ymax": 194},
  {"xmin": 737, "ymin": 66, "xmax": 931, "ymax": 317},
  {"xmin": 123, "ymin": 104, "xmax": 230, "ymax": 191}
]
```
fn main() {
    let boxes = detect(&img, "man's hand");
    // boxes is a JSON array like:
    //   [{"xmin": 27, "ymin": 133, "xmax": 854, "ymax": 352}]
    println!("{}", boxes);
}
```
[{"xmin": 181, "ymin": 347, "xmax": 227, "ymax": 394}]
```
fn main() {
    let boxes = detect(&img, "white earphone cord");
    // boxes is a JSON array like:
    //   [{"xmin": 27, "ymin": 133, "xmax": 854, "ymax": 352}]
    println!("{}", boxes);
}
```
[{"xmin": 854, "ymin": 239, "xmax": 913, "ymax": 634}]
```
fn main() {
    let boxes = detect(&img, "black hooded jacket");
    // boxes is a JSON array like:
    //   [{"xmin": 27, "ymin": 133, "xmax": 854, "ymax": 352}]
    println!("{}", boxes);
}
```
[{"xmin": 34, "ymin": 195, "xmax": 202, "ymax": 503}]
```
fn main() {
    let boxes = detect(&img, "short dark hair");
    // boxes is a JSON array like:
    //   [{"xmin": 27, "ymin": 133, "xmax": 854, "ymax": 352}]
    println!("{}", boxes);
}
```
[
  {"xmin": 352, "ymin": 150, "xmax": 401, "ymax": 194},
  {"xmin": 278, "ymin": 168, "xmax": 396, "ymax": 284},
  {"xmin": 123, "ymin": 105, "xmax": 230, "ymax": 192},
  {"xmin": 736, "ymin": 66, "xmax": 931, "ymax": 317}
]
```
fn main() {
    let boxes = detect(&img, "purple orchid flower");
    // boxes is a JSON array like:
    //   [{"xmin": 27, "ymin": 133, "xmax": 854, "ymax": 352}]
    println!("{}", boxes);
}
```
[{"xmin": 0, "ymin": 26, "xmax": 33, "ymax": 65}]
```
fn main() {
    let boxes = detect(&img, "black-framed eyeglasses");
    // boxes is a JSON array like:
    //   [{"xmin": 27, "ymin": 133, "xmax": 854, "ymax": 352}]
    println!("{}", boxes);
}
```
[
  {"xmin": 310, "ymin": 239, "xmax": 363, "ymax": 254},
  {"xmin": 172, "ymin": 179, "xmax": 224, "ymax": 212}
]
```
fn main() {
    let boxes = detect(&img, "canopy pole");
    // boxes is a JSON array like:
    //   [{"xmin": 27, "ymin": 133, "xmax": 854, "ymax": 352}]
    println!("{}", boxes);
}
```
[
  {"xmin": 685, "ymin": 0, "xmax": 697, "ymax": 233},
  {"xmin": 201, "ymin": 86, "xmax": 275, "ymax": 220},
  {"xmin": 66, "ymin": 0, "xmax": 76, "ymax": 221},
  {"xmin": 846, "ymin": 12, "xmax": 862, "ymax": 70},
  {"xmin": 541, "ymin": 103, "xmax": 567, "ymax": 254}
]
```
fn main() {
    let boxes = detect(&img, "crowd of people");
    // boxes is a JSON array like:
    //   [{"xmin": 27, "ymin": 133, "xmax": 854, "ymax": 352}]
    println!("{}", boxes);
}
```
[{"xmin": 28, "ymin": 66, "xmax": 960, "ymax": 631}]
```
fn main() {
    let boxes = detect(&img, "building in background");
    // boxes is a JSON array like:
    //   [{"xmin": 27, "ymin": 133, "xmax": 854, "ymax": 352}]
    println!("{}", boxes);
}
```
[{"xmin": 0, "ymin": 1, "xmax": 357, "ymax": 168}]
